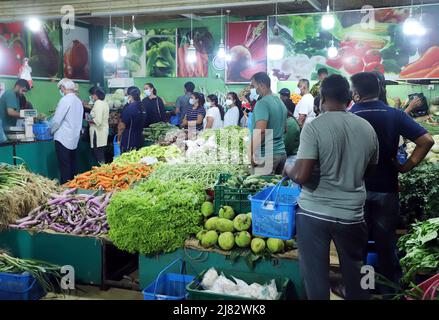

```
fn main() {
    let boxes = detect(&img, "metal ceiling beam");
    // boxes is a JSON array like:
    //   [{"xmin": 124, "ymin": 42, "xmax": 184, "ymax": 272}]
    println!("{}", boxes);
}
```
[
  {"xmin": 306, "ymin": 0, "xmax": 322, "ymax": 11},
  {"xmin": 180, "ymin": 13, "xmax": 203, "ymax": 21}
]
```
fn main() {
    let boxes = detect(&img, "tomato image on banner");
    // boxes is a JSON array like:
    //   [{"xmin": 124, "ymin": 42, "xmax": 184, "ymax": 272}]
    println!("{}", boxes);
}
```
[
  {"xmin": 268, "ymin": 5, "xmax": 439, "ymax": 81},
  {"xmin": 226, "ymin": 21, "xmax": 267, "ymax": 84},
  {"xmin": 62, "ymin": 25, "xmax": 90, "ymax": 80},
  {"xmin": 0, "ymin": 22, "xmax": 26, "ymax": 76}
]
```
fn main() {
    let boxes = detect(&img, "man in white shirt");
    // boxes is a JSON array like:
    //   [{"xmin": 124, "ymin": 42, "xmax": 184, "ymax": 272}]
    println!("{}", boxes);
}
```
[
  {"xmin": 293, "ymin": 79, "xmax": 315, "ymax": 128},
  {"xmin": 51, "ymin": 78, "xmax": 84, "ymax": 184}
]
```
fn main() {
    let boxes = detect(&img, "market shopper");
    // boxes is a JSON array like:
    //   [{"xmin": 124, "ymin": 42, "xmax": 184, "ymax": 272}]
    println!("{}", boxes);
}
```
[
  {"xmin": 182, "ymin": 92, "xmax": 206, "ymax": 131},
  {"xmin": 118, "ymin": 86, "xmax": 146, "ymax": 153},
  {"xmin": 0, "ymin": 79, "xmax": 30, "ymax": 133},
  {"xmin": 204, "ymin": 94, "xmax": 224, "ymax": 130},
  {"xmin": 51, "ymin": 78, "xmax": 84, "ymax": 184},
  {"xmin": 279, "ymin": 88, "xmax": 295, "ymax": 116},
  {"xmin": 285, "ymin": 74, "xmax": 379, "ymax": 300},
  {"xmin": 142, "ymin": 83, "xmax": 166, "ymax": 127},
  {"xmin": 350, "ymin": 72, "xmax": 434, "ymax": 291},
  {"xmin": 175, "ymin": 82, "xmax": 195, "ymax": 125},
  {"xmin": 249, "ymin": 72, "xmax": 288, "ymax": 175},
  {"xmin": 223, "ymin": 92, "xmax": 244, "ymax": 127},
  {"xmin": 88, "ymin": 87, "xmax": 109, "ymax": 164},
  {"xmin": 294, "ymin": 79, "xmax": 315, "ymax": 127},
  {"xmin": 310, "ymin": 67, "xmax": 329, "ymax": 97}
]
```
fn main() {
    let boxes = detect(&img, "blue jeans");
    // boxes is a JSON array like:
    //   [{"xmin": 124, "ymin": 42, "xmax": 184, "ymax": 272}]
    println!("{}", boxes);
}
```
[{"xmin": 364, "ymin": 192, "xmax": 402, "ymax": 289}]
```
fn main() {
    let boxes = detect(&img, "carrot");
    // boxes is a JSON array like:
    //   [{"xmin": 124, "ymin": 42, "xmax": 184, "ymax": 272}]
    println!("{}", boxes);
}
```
[
  {"xmin": 425, "ymin": 66, "xmax": 439, "ymax": 78},
  {"xmin": 400, "ymin": 46, "xmax": 439, "ymax": 77},
  {"xmin": 400, "ymin": 68, "xmax": 432, "ymax": 79}
]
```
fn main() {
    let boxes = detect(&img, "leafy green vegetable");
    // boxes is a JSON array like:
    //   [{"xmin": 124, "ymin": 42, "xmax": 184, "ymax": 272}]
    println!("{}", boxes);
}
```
[
  {"xmin": 143, "ymin": 122, "xmax": 177, "ymax": 142},
  {"xmin": 145, "ymin": 29, "xmax": 176, "ymax": 77},
  {"xmin": 113, "ymin": 145, "xmax": 182, "ymax": 165},
  {"xmin": 107, "ymin": 179, "xmax": 205, "ymax": 255},
  {"xmin": 397, "ymin": 218, "xmax": 439, "ymax": 283},
  {"xmin": 399, "ymin": 162, "xmax": 439, "ymax": 226}
]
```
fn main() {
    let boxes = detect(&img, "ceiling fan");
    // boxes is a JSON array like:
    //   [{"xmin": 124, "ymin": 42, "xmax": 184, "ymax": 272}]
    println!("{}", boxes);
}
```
[{"xmin": 114, "ymin": 15, "xmax": 176, "ymax": 41}]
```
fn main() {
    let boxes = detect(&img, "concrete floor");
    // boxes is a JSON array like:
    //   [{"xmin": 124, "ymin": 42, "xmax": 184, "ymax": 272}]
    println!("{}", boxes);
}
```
[{"xmin": 44, "ymin": 285, "xmax": 144, "ymax": 300}]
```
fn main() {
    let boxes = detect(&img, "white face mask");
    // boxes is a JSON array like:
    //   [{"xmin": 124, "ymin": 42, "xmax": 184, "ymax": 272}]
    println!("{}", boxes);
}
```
[
  {"xmin": 189, "ymin": 98, "xmax": 196, "ymax": 105},
  {"xmin": 249, "ymin": 88, "xmax": 259, "ymax": 101},
  {"xmin": 225, "ymin": 99, "xmax": 234, "ymax": 106},
  {"xmin": 295, "ymin": 87, "xmax": 301, "ymax": 95},
  {"xmin": 204, "ymin": 102, "xmax": 211, "ymax": 108},
  {"xmin": 144, "ymin": 89, "xmax": 151, "ymax": 97}
]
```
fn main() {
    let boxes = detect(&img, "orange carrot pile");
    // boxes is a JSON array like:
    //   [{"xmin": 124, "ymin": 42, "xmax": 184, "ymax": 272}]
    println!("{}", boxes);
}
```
[{"xmin": 66, "ymin": 164, "xmax": 154, "ymax": 192}]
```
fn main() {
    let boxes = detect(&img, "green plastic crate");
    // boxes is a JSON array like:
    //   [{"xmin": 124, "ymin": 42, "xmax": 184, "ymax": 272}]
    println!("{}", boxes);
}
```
[
  {"xmin": 213, "ymin": 174, "xmax": 278, "ymax": 215},
  {"xmin": 186, "ymin": 269, "xmax": 290, "ymax": 300}
]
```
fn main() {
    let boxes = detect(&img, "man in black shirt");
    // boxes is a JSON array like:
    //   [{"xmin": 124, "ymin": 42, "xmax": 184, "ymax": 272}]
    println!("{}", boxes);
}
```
[{"xmin": 279, "ymin": 88, "xmax": 295, "ymax": 117}]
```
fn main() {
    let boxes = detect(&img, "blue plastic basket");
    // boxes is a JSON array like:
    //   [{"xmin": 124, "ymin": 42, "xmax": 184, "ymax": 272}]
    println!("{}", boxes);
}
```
[
  {"xmin": 366, "ymin": 241, "xmax": 379, "ymax": 267},
  {"xmin": 249, "ymin": 178, "xmax": 301, "ymax": 240},
  {"xmin": 142, "ymin": 258, "xmax": 194, "ymax": 300},
  {"xmin": 0, "ymin": 272, "xmax": 46, "ymax": 300},
  {"xmin": 113, "ymin": 135, "xmax": 121, "ymax": 159},
  {"xmin": 33, "ymin": 122, "xmax": 53, "ymax": 141}
]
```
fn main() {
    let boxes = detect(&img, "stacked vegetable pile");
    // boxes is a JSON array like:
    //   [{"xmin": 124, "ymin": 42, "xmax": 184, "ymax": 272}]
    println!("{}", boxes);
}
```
[
  {"xmin": 143, "ymin": 122, "xmax": 177, "ymax": 142},
  {"xmin": 398, "ymin": 218, "xmax": 439, "ymax": 284},
  {"xmin": 406, "ymin": 134, "xmax": 439, "ymax": 164},
  {"xmin": 399, "ymin": 162, "xmax": 439, "ymax": 225},
  {"xmin": 11, "ymin": 189, "xmax": 112, "ymax": 236},
  {"xmin": 149, "ymin": 163, "xmax": 249, "ymax": 190},
  {"xmin": 197, "ymin": 204, "xmax": 295, "ymax": 258},
  {"xmin": 224, "ymin": 174, "xmax": 283, "ymax": 192},
  {"xmin": 0, "ymin": 164, "xmax": 60, "ymax": 227},
  {"xmin": 107, "ymin": 178, "xmax": 205, "ymax": 255},
  {"xmin": 113, "ymin": 145, "xmax": 182, "ymax": 165},
  {"xmin": 66, "ymin": 163, "xmax": 153, "ymax": 192},
  {"xmin": 0, "ymin": 252, "xmax": 62, "ymax": 293}
]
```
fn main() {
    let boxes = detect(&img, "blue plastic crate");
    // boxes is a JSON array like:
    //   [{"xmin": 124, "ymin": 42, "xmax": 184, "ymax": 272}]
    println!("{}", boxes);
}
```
[
  {"xmin": 142, "ymin": 258, "xmax": 194, "ymax": 300},
  {"xmin": 33, "ymin": 123, "xmax": 53, "ymax": 141},
  {"xmin": 0, "ymin": 272, "xmax": 46, "ymax": 300},
  {"xmin": 113, "ymin": 135, "xmax": 121, "ymax": 159},
  {"xmin": 249, "ymin": 178, "xmax": 301, "ymax": 240}
]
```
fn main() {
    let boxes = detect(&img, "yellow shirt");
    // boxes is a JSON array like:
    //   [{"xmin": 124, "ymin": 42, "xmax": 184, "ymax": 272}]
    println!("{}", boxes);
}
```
[{"xmin": 89, "ymin": 100, "xmax": 109, "ymax": 148}]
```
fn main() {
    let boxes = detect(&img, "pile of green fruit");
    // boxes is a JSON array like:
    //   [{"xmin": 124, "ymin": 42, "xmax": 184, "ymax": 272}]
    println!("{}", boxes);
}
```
[
  {"xmin": 198, "ymin": 203, "xmax": 295, "ymax": 255},
  {"xmin": 224, "ymin": 175, "xmax": 283, "ymax": 192}
]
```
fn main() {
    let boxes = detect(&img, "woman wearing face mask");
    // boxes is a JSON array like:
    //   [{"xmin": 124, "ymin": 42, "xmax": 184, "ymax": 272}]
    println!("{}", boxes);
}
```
[
  {"xmin": 204, "ymin": 94, "xmax": 224, "ymax": 130},
  {"xmin": 88, "ymin": 87, "xmax": 109, "ymax": 164},
  {"xmin": 223, "ymin": 92, "xmax": 243, "ymax": 128},
  {"xmin": 142, "ymin": 83, "xmax": 166, "ymax": 128},
  {"xmin": 182, "ymin": 92, "xmax": 206, "ymax": 131},
  {"xmin": 118, "ymin": 86, "xmax": 146, "ymax": 153}
]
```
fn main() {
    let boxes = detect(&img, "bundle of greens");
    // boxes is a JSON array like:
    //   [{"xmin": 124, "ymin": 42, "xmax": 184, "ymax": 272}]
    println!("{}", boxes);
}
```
[
  {"xmin": 0, "ymin": 252, "xmax": 62, "ymax": 293},
  {"xmin": 399, "ymin": 162, "xmax": 439, "ymax": 226},
  {"xmin": 397, "ymin": 218, "xmax": 439, "ymax": 284},
  {"xmin": 0, "ymin": 164, "xmax": 60, "ymax": 228},
  {"xmin": 143, "ymin": 122, "xmax": 177, "ymax": 142},
  {"xmin": 112, "ymin": 145, "xmax": 182, "ymax": 165},
  {"xmin": 148, "ymin": 163, "xmax": 249, "ymax": 190},
  {"xmin": 106, "ymin": 179, "xmax": 205, "ymax": 255}
]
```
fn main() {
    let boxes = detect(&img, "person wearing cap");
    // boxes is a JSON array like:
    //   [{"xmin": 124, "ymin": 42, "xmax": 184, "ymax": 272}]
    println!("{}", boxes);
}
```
[
  {"xmin": 310, "ymin": 68, "xmax": 329, "ymax": 97},
  {"xmin": 51, "ymin": 78, "xmax": 84, "ymax": 184},
  {"xmin": 279, "ymin": 88, "xmax": 295, "ymax": 116}
]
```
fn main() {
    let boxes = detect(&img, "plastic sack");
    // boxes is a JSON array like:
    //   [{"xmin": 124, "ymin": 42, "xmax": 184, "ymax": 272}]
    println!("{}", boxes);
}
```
[{"xmin": 201, "ymin": 268, "xmax": 218, "ymax": 290}]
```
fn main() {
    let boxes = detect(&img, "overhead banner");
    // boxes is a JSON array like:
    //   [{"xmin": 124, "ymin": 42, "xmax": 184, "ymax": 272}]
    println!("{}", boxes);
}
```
[
  {"xmin": 226, "ymin": 21, "xmax": 267, "ymax": 84},
  {"xmin": 268, "ymin": 5, "xmax": 439, "ymax": 81}
]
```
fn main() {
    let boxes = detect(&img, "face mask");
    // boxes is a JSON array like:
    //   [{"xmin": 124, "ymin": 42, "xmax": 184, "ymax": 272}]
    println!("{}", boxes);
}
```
[
  {"xmin": 123, "ymin": 96, "xmax": 129, "ymax": 105},
  {"xmin": 249, "ymin": 88, "xmax": 259, "ymax": 101},
  {"xmin": 59, "ymin": 90, "xmax": 65, "ymax": 97},
  {"xmin": 144, "ymin": 89, "xmax": 151, "ymax": 97},
  {"xmin": 189, "ymin": 98, "xmax": 195, "ymax": 105},
  {"xmin": 204, "ymin": 102, "xmax": 211, "ymax": 108},
  {"xmin": 295, "ymin": 87, "xmax": 301, "ymax": 95},
  {"xmin": 225, "ymin": 99, "xmax": 234, "ymax": 106}
]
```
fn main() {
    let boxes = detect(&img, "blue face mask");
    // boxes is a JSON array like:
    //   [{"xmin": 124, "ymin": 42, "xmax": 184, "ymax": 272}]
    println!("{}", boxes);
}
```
[{"xmin": 59, "ymin": 90, "xmax": 65, "ymax": 97}]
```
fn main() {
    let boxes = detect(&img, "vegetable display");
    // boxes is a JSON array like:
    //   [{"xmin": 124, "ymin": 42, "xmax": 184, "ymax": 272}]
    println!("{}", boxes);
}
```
[
  {"xmin": 143, "ymin": 122, "xmax": 177, "ymax": 142},
  {"xmin": 406, "ymin": 135, "xmax": 439, "ymax": 164},
  {"xmin": 223, "ymin": 174, "xmax": 283, "ymax": 192},
  {"xmin": 399, "ymin": 162, "xmax": 439, "ymax": 226},
  {"xmin": 0, "ymin": 252, "xmax": 62, "ymax": 293},
  {"xmin": 66, "ymin": 163, "xmax": 153, "ymax": 192},
  {"xmin": 107, "ymin": 179, "xmax": 205, "ymax": 255},
  {"xmin": 113, "ymin": 145, "xmax": 182, "ymax": 165},
  {"xmin": 0, "ymin": 164, "xmax": 60, "ymax": 228},
  {"xmin": 11, "ymin": 189, "xmax": 112, "ymax": 236},
  {"xmin": 149, "ymin": 163, "xmax": 249, "ymax": 190},
  {"xmin": 397, "ymin": 218, "xmax": 439, "ymax": 284}
]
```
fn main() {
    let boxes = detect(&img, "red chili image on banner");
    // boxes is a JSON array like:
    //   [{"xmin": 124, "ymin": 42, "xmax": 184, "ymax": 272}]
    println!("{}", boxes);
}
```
[{"xmin": 226, "ymin": 21, "xmax": 267, "ymax": 84}]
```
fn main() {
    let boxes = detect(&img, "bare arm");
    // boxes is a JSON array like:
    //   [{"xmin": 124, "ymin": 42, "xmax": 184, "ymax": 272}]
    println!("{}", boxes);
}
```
[
  {"xmin": 249, "ymin": 120, "xmax": 268, "ymax": 165},
  {"xmin": 6, "ymin": 108, "xmax": 21, "ymax": 119},
  {"xmin": 395, "ymin": 133, "xmax": 434, "ymax": 173},
  {"xmin": 117, "ymin": 121, "xmax": 125, "ymax": 143},
  {"xmin": 404, "ymin": 97, "xmax": 423, "ymax": 115},
  {"xmin": 298, "ymin": 114, "xmax": 307, "ymax": 128},
  {"xmin": 205, "ymin": 117, "xmax": 214, "ymax": 129},
  {"xmin": 285, "ymin": 159, "xmax": 317, "ymax": 185}
]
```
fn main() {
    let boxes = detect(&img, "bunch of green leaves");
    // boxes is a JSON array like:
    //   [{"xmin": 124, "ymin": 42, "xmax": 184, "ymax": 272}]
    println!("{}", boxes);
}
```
[
  {"xmin": 145, "ymin": 29, "xmax": 176, "ymax": 77},
  {"xmin": 107, "ymin": 178, "xmax": 205, "ymax": 255},
  {"xmin": 399, "ymin": 162, "xmax": 439, "ymax": 226},
  {"xmin": 0, "ymin": 252, "xmax": 62, "ymax": 293},
  {"xmin": 124, "ymin": 38, "xmax": 144, "ymax": 74},
  {"xmin": 113, "ymin": 145, "xmax": 182, "ymax": 165},
  {"xmin": 397, "ymin": 218, "xmax": 439, "ymax": 284},
  {"xmin": 143, "ymin": 122, "xmax": 177, "ymax": 142}
]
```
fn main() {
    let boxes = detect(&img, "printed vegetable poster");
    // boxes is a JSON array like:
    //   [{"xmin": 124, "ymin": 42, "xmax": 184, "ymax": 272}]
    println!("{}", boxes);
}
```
[
  {"xmin": 177, "ymin": 27, "xmax": 214, "ymax": 78},
  {"xmin": 226, "ymin": 21, "xmax": 267, "ymax": 83},
  {"xmin": 0, "ymin": 22, "xmax": 26, "ymax": 77},
  {"xmin": 62, "ymin": 25, "xmax": 90, "ymax": 80},
  {"xmin": 145, "ymin": 29, "xmax": 176, "ymax": 78},
  {"xmin": 268, "ymin": 4, "xmax": 439, "ymax": 81},
  {"xmin": 27, "ymin": 21, "xmax": 62, "ymax": 78},
  {"xmin": 124, "ymin": 33, "xmax": 146, "ymax": 77}
]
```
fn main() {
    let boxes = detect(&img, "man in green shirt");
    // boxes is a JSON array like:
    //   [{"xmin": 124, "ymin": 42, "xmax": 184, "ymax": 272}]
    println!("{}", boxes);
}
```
[
  {"xmin": 285, "ymin": 74, "xmax": 379, "ymax": 300},
  {"xmin": 284, "ymin": 115, "xmax": 300, "ymax": 157},
  {"xmin": 249, "ymin": 72, "xmax": 288, "ymax": 175},
  {"xmin": 0, "ymin": 79, "xmax": 30, "ymax": 137}
]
